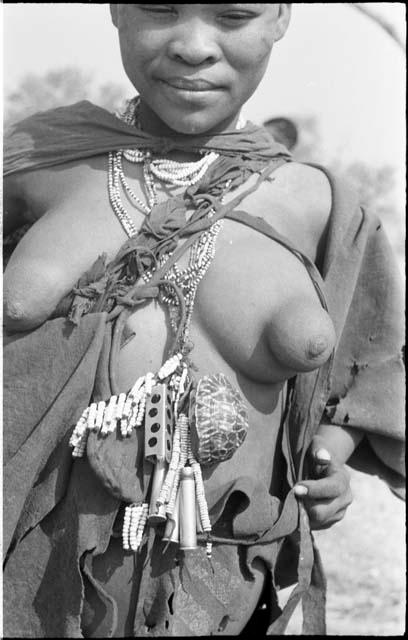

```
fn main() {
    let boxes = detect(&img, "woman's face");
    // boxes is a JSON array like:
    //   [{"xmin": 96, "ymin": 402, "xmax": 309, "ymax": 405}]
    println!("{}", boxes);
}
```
[{"xmin": 111, "ymin": 4, "xmax": 291, "ymax": 136}]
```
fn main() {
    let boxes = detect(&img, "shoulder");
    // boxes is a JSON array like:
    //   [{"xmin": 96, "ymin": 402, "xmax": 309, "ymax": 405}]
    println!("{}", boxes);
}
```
[
  {"xmin": 4, "ymin": 155, "xmax": 108, "ymax": 223},
  {"xmin": 236, "ymin": 161, "xmax": 332, "ymax": 261},
  {"xmin": 4, "ymin": 165, "xmax": 64, "ymax": 225},
  {"xmin": 266, "ymin": 161, "xmax": 332, "ymax": 226}
]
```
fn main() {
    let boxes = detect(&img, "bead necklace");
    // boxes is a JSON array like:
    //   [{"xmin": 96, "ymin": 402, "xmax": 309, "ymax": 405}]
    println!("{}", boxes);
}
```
[
  {"xmin": 108, "ymin": 151, "xmax": 141, "ymax": 236},
  {"xmin": 108, "ymin": 97, "xmax": 246, "ymax": 236},
  {"xmin": 108, "ymin": 98, "xmax": 219, "ymax": 233},
  {"xmin": 142, "ymin": 219, "xmax": 224, "ymax": 353}
]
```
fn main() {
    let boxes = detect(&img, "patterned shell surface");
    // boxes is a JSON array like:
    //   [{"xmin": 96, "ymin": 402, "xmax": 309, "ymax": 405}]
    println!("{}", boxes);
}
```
[{"xmin": 192, "ymin": 373, "xmax": 249, "ymax": 466}]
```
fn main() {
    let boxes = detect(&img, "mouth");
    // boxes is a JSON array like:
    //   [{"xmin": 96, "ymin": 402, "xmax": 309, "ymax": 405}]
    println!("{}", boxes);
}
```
[{"xmin": 160, "ymin": 77, "xmax": 222, "ymax": 92}]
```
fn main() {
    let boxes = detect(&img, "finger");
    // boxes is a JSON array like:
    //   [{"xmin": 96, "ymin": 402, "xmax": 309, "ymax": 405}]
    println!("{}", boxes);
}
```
[
  {"xmin": 305, "ymin": 487, "xmax": 353, "ymax": 518},
  {"xmin": 309, "ymin": 505, "xmax": 349, "ymax": 530},
  {"xmin": 307, "ymin": 497, "xmax": 350, "ymax": 521},
  {"xmin": 308, "ymin": 436, "xmax": 334, "ymax": 478},
  {"xmin": 309, "ymin": 436, "xmax": 332, "ymax": 464},
  {"xmin": 310, "ymin": 512, "xmax": 346, "ymax": 530},
  {"xmin": 313, "ymin": 452, "xmax": 332, "ymax": 478},
  {"xmin": 314, "ymin": 447, "xmax": 331, "ymax": 465},
  {"xmin": 305, "ymin": 490, "xmax": 350, "ymax": 517},
  {"xmin": 294, "ymin": 471, "xmax": 350, "ymax": 500},
  {"xmin": 311, "ymin": 460, "xmax": 332, "ymax": 480}
]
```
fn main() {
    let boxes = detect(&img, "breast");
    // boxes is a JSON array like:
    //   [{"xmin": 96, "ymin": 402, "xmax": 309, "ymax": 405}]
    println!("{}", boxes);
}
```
[
  {"xmin": 192, "ymin": 220, "xmax": 335, "ymax": 384},
  {"xmin": 117, "ymin": 216, "xmax": 335, "ymax": 393}
]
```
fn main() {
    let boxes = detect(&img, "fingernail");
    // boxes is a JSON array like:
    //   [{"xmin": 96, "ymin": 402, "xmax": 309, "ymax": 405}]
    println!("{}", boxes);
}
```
[
  {"xmin": 316, "ymin": 448, "xmax": 331, "ymax": 463},
  {"xmin": 294, "ymin": 485, "xmax": 308, "ymax": 496}
]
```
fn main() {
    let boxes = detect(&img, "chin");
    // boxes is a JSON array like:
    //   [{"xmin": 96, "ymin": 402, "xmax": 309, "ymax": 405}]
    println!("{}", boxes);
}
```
[
  {"xmin": 139, "ymin": 92, "xmax": 237, "ymax": 136},
  {"xmin": 164, "ymin": 111, "xmax": 234, "ymax": 136},
  {"xmin": 172, "ymin": 120, "xmax": 212, "ymax": 135}
]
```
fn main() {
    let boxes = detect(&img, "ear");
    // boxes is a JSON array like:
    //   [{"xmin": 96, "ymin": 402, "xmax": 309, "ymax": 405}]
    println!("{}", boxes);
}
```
[
  {"xmin": 274, "ymin": 4, "xmax": 291, "ymax": 42},
  {"xmin": 110, "ymin": 3, "xmax": 119, "ymax": 28}
]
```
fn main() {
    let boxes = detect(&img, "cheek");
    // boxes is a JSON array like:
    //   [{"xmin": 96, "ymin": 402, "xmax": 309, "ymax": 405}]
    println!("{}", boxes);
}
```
[
  {"xmin": 227, "ymin": 34, "xmax": 274, "ymax": 97},
  {"xmin": 119, "ymin": 27, "xmax": 161, "ymax": 84}
]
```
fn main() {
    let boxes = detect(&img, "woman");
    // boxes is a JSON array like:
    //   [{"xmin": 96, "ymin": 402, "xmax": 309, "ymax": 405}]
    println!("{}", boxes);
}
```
[{"xmin": 3, "ymin": 5, "xmax": 404, "ymax": 637}]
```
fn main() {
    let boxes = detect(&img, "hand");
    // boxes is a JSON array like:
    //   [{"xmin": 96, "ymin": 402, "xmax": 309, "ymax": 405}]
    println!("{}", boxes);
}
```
[{"xmin": 294, "ymin": 435, "xmax": 353, "ymax": 530}]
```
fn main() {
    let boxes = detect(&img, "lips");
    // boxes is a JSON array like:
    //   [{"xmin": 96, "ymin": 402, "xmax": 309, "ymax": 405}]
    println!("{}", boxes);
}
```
[{"xmin": 161, "ymin": 77, "xmax": 221, "ymax": 91}]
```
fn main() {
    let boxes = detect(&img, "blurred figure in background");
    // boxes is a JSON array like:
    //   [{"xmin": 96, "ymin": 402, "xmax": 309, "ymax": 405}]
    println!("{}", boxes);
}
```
[{"xmin": 263, "ymin": 116, "xmax": 298, "ymax": 151}]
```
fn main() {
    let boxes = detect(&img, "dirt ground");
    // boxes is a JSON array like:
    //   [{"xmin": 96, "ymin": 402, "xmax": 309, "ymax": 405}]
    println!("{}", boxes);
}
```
[{"xmin": 279, "ymin": 467, "xmax": 406, "ymax": 636}]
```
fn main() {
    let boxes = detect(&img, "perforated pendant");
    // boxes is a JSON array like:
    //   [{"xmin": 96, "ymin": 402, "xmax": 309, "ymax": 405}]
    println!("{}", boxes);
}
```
[
  {"xmin": 144, "ymin": 383, "xmax": 173, "ymax": 463},
  {"xmin": 145, "ymin": 383, "xmax": 174, "ymax": 525}
]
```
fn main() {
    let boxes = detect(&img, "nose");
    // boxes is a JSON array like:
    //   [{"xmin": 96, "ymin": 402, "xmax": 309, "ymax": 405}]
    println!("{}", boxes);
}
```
[{"xmin": 167, "ymin": 20, "xmax": 221, "ymax": 67}]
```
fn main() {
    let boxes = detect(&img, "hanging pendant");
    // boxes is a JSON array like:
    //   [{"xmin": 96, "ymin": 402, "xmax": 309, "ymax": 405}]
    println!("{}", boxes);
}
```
[
  {"xmin": 122, "ymin": 502, "xmax": 149, "ymax": 552},
  {"xmin": 145, "ymin": 383, "xmax": 174, "ymax": 524},
  {"xmin": 101, "ymin": 395, "xmax": 118, "ymax": 435},
  {"xmin": 148, "ymin": 457, "xmax": 167, "ymax": 525},
  {"xmin": 163, "ymin": 489, "xmax": 180, "ymax": 545},
  {"xmin": 192, "ymin": 373, "xmax": 249, "ymax": 465},
  {"xmin": 144, "ymin": 383, "xmax": 173, "ymax": 463},
  {"xmin": 179, "ymin": 467, "xmax": 198, "ymax": 551}
]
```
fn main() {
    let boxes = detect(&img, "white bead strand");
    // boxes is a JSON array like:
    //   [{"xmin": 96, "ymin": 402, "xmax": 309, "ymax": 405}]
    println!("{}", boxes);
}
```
[
  {"xmin": 158, "ymin": 353, "xmax": 182, "ymax": 380},
  {"xmin": 144, "ymin": 372, "xmax": 155, "ymax": 396},
  {"xmin": 134, "ymin": 503, "xmax": 149, "ymax": 551},
  {"xmin": 126, "ymin": 503, "xmax": 143, "ymax": 551},
  {"xmin": 86, "ymin": 402, "xmax": 98, "ymax": 432},
  {"xmin": 166, "ymin": 415, "xmax": 189, "ymax": 518},
  {"xmin": 94, "ymin": 401, "xmax": 107, "ymax": 431},
  {"xmin": 122, "ymin": 504, "xmax": 134, "ymax": 551},
  {"xmin": 187, "ymin": 444, "xmax": 212, "ymax": 560},
  {"xmin": 71, "ymin": 429, "xmax": 89, "ymax": 459},
  {"xmin": 108, "ymin": 152, "xmax": 140, "ymax": 237},
  {"xmin": 115, "ymin": 393, "xmax": 127, "ymax": 421},
  {"xmin": 156, "ymin": 416, "xmax": 181, "ymax": 509},
  {"xmin": 101, "ymin": 395, "xmax": 118, "ymax": 435},
  {"xmin": 69, "ymin": 407, "xmax": 90, "ymax": 457}
]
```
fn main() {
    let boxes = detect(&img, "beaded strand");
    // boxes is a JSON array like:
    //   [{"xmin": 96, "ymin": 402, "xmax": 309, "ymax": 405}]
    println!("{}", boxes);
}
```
[
  {"xmin": 108, "ymin": 97, "xmax": 224, "ymax": 237},
  {"xmin": 122, "ymin": 503, "xmax": 149, "ymax": 552},
  {"xmin": 69, "ymin": 407, "xmax": 90, "ymax": 458},
  {"xmin": 69, "ymin": 352, "xmax": 184, "ymax": 455},
  {"xmin": 165, "ymin": 414, "xmax": 190, "ymax": 518}
]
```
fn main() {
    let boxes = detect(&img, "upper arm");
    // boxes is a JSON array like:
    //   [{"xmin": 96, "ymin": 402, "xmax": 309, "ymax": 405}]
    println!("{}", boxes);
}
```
[
  {"xmin": 235, "ymin": 162, "xmax": 332, "ymax": 262},
  {"xmin": 265, "ymin": 162, "xmax": 333, "ymax": 258}
]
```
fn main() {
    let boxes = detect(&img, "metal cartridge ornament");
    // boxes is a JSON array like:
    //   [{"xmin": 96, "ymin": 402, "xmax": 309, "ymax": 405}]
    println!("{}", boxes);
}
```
[{"xmin": 179, "ymin": 467, "xmax": 198, "ymax": 550}]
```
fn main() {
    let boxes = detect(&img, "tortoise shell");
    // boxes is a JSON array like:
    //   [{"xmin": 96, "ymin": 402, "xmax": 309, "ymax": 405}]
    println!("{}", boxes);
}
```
[{"xmin": 191, "ymin": 373, "xmax": 248, "ymax": 466}]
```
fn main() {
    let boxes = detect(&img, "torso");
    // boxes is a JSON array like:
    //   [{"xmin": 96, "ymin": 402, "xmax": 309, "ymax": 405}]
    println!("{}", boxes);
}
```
[{"xmin": 4, "ymin": 153, "xmax": 332, "ymax": 635}]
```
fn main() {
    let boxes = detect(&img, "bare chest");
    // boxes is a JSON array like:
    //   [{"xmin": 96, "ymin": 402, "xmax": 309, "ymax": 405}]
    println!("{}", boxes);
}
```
[{"xmin": 25, "ymin": 159, "xmax": 327, "ymax": 388}]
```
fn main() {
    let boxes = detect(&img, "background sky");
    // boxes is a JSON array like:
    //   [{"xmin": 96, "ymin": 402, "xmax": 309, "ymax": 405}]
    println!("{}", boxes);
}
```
[{"xmin": 2, "ymin": 3, "xmax": 406, "ymax": 213}]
